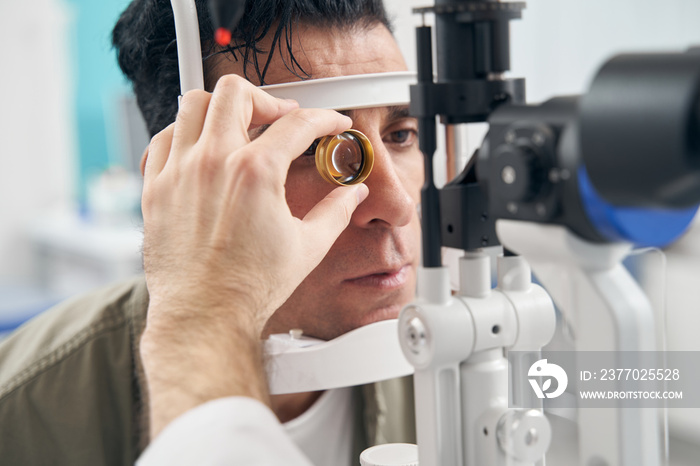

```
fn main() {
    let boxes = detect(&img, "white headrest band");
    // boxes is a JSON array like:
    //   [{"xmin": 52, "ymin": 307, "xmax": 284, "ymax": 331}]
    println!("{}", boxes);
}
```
[{"xmin": 260, "ymin": 71, "xmax": 417, "ymax": 110}]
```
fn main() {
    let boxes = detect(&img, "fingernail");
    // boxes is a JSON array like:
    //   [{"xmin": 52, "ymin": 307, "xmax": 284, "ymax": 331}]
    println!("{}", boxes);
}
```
[{"xmin": 356, "ymin": 184, "xmax": 369, "ymax": 204}]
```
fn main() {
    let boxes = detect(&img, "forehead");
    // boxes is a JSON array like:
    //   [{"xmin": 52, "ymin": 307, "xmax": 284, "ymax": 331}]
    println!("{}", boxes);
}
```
[{"xmin": 212, "ymin": 22, "xmax": 407, "ymax": 86}]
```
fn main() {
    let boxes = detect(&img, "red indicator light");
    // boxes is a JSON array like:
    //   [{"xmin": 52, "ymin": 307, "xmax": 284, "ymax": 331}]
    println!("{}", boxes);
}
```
[{"xmin": 215, "ymin": 27, "xmax": 232, "ymax": 46}]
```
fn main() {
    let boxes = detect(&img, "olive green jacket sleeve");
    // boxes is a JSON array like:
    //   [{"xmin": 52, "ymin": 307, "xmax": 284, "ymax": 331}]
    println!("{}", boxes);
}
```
[{"xmin": 0, "ymin": 277, "xmax": 150, "ymax": 466}]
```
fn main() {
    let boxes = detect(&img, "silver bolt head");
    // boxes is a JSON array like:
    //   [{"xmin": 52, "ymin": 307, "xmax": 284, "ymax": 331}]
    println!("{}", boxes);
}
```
[
  {"xmin": 501, "ymin": 165, "xmax": 517, "ymax": 185},
  {"xmin": 406, "ymin": 317, "xmax": 427, "ymax": 354}
]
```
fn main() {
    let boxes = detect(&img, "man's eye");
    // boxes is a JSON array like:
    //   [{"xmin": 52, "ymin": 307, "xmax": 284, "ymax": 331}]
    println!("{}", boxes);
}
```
[
  {"xmin": 302, "ymin": 139, "xmax": 320, "ymax": 157},
  {"xmin": 392, "ymin": 130, "xmax": 411, "ymax": 143},
  {"xmin": 386, "ymin": 129, "xmax": 417, "ymax": 145}
]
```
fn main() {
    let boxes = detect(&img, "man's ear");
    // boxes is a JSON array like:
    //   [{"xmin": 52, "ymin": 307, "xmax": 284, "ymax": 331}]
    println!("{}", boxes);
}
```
[{"xmin": 140, "ymin": 147, "xmax": 148, "ymax": 176}]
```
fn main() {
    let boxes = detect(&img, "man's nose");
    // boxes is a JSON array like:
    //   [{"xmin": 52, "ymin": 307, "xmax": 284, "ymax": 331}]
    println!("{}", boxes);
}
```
[{"xmin": 350, "ymin": 143, "xmax": 416, "ymax": 229}]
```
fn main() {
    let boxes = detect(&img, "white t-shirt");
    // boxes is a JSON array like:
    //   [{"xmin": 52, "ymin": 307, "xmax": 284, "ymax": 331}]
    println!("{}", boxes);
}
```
[{"xmin": 283, "ymin": 387, "xmax": 355, "ymax": 466}]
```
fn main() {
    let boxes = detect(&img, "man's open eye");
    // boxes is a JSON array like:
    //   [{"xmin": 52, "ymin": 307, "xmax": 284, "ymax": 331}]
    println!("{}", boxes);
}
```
[
  {"xmin": 302, "ymin": 139, "xmax": 320, "ymax": 157},
  {"xmin": 392, "ymin": 130, "xmax": 411, "ymax": 143},
  {"xmin": 385, "ymin": 129, "xmax": 418, "ymax": 146}
]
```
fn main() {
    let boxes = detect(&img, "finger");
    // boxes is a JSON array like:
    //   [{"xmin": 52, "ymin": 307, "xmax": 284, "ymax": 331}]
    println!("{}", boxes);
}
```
[
  {"xmin": 201, "ymin": 75, "xmax": 298, "ymax": 148},
  {"xmin": 171, "ymin": 89, "xmax": 211, "ymax": 150},
  {"xmin": 144, "ymin": 123, "xmax": 175, "ymax": 182},
  {"xmin": 249, "ymin": 108, "xmax": 352, "ymax": 177},
  {"xmin": 299, "ymin": 184, "xmax": 369, "ymax": 266}
]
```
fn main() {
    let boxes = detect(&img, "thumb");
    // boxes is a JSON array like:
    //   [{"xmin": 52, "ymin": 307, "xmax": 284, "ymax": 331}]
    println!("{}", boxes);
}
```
[{"xmin": 300, "ymin": 183, "xmax": 369, "ymax": 263}]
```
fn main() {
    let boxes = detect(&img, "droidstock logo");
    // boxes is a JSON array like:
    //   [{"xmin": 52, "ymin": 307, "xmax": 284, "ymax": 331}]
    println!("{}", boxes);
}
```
[{"xmin": 528, "ymin": 359, "xmax": 568, "ymax": 399}]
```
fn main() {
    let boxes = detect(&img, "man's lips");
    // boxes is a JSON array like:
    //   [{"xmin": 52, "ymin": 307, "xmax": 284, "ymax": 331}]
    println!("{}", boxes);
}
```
[{"xmin": 343, "ymin": 265, "xmax": 410, "ymax": 289}]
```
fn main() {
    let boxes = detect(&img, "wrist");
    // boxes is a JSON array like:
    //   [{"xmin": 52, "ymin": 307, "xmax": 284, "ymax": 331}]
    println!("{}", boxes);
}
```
[{"xmin": 140, "ymin": 302, "xmax": 270, "ymax": 439}]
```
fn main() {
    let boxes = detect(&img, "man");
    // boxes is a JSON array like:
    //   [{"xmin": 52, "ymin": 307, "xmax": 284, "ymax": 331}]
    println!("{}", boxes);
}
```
[{"xmin": 0, "ymin": 0, "xmax": 421, "ymax": 464}]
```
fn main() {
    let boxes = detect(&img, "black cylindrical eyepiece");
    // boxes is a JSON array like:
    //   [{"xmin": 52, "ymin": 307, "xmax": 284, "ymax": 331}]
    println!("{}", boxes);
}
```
[
  {"xmin": 435, "ymin": 0, "xmax": 516, "ymax": 82},
  {"xmin": 581, "ymin": 51, "xmax": 700, "ymax": 208}
]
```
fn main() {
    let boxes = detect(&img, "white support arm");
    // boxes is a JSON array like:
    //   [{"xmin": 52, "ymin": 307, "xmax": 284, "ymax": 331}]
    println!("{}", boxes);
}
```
[
  {"xmin": 400, "ymin": 266, "xmax": 472, "ymax": 466},
  {"xmin": 170, "ymin": 0, "xmax": 205, "ymax": 94},
  {"xmin": 265, "ymin": 319, "xmax": 414, "ymax": 395}
]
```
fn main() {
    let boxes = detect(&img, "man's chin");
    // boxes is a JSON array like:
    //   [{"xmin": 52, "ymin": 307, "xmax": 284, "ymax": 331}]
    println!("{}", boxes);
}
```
[{"xmin": 355, "ymin": 304, "xmax": 403, "ymax": 330}]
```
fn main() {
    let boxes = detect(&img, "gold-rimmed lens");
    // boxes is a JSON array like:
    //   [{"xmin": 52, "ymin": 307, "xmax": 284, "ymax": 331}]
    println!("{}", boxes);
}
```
[{"xmin": 315, "ymin": 129, "xmax": 374, "ymax": 186}]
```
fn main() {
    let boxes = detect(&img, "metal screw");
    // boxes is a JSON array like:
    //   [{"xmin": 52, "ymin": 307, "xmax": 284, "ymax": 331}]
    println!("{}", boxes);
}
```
[
  {"xmin": 524, "ymin": 428, "xmax": 539, "ymax": 446},
  {"xmin": 507, "ymin": 202, "xmax": 518, "ymax": 214},
  {"xmin": 501, "ymin": 166, "xmax": 517, "ymax": 185},
  {"xmin": 532, "ymin": 132, "xmax": 546, "ymax": 146},
  {"xmin": 505, "ymin": 131, "xmax": 517, "ymax": 144},
  {"xmin": 406, "ymin": 317, "xmax": 427, "ymax": 354},
  {"xmin": 548, "ymin": 169, "xmax": 560, "ymax": 183}
]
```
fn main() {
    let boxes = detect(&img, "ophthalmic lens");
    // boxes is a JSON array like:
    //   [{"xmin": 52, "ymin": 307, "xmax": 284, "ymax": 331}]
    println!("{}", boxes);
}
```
[{"xmin": 315, "ymin": 129, "xmax": 374, "ymax": 186}]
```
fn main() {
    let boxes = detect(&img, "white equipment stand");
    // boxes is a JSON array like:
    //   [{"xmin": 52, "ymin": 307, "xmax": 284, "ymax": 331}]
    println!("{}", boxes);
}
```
[
  {"xmin": 496, "ymin": 221, "xmax": 662, "ymax": 466},
  {"xmin": 397, "ymin": 249, "xmax": 555, "ymax": 466}
]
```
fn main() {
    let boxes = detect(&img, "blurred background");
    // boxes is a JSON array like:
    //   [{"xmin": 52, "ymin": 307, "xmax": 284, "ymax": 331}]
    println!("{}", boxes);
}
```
[
  {"xmin": 1, "ymin": 0, "xmax": 700, "ymax": 463},
  {"xmin": 0, "ymin": 0, "xmax": 145, "ymax": 337}
]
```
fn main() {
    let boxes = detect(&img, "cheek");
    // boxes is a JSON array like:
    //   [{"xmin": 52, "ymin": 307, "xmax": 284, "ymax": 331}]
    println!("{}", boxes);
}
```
[
  {"xmin": 398, "ymin": 152, "xmax": 425, "ymax": 203},
  {"xmin": 285, "ymin": 164, "xmax": 334, "ymax": 217}
]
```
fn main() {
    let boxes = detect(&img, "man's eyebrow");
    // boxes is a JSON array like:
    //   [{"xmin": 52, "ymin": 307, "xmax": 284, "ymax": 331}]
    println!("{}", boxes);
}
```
[
  {"xmin": 386, "ymin": 105, "xmax": 412, "ymax": 122},
  {"xmin": 253, "ymin": 105, "xmax": 412, "ymax": 137}
]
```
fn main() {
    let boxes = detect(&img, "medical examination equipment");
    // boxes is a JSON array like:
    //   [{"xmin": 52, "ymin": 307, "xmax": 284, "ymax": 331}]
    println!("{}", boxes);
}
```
[
  {"xmin": 403, "ymin": 1, "xmax": 700, "ymax": 465},
  {"xmin": 169, "ymin": 0, "xmax": 700, "ymax": 464}
]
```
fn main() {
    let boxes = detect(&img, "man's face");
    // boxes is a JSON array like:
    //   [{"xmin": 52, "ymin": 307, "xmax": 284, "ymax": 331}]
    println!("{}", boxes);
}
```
[{"xmin": 215, "ymin": 23, "xmax": 423, "ymax": 340}]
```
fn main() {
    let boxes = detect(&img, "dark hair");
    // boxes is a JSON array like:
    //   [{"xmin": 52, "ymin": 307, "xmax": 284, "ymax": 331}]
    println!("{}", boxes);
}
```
[{"xmin": 112, "ymin": 0, "xmax": 392, "ymax": 137}]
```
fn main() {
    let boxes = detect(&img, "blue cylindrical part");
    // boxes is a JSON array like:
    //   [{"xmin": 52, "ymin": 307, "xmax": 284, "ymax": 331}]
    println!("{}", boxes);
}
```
[{"xmin": 578, "ymin": 167, "xmax": 698, "ymax": 247}]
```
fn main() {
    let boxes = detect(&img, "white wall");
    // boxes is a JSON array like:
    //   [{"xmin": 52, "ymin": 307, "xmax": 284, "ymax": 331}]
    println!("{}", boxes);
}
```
[
  {"xmin": 0, "ymin": 0, "xmax": 76, "ymax": 284},
  {"xmin": 510, "ymin": 0, "xmax": 700, "ymax": 102}
]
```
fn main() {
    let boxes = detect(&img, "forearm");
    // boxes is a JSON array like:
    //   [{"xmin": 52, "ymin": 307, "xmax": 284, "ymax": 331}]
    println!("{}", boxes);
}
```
[{"xmin": 140, "ymin": 303, "xmax": 270, "ymax": 439}]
